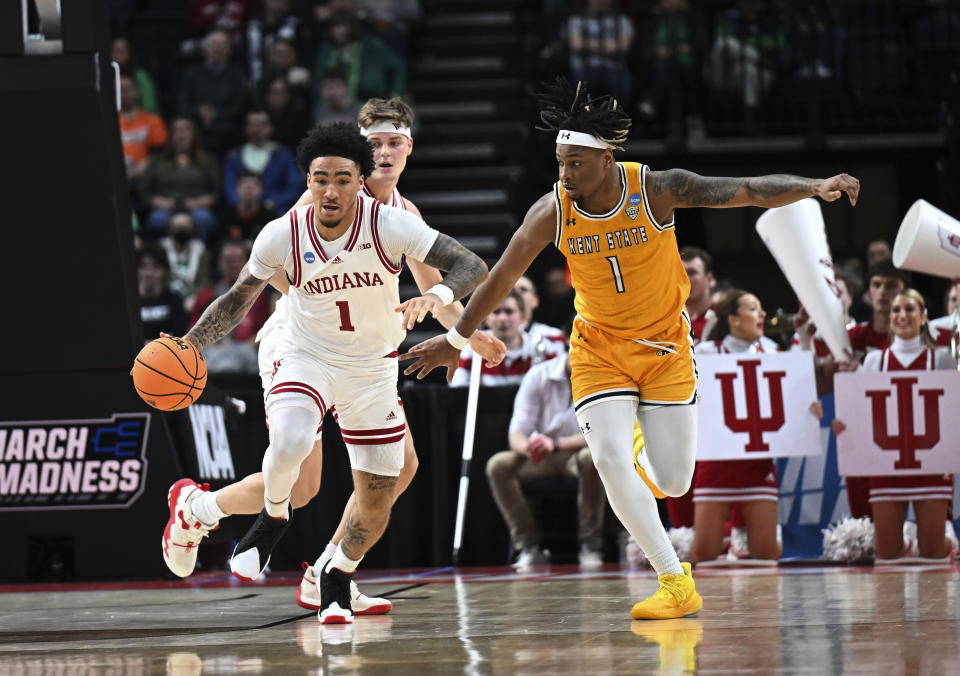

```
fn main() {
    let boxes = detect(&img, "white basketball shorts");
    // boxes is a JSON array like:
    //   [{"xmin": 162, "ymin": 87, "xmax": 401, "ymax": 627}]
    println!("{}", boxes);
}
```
[{"xmin": 264, "ymin": 348, "xmax": 406, "ymax": 477}]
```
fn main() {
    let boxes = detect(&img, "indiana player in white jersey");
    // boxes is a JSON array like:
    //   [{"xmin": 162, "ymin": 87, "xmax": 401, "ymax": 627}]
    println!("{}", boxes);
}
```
[
  {"xmin": 161, "ymin": 101, "xmax": 505, "ymax": 617},
  {"xmin": 176, "ymin": 122, "xmax": 489, "ymax": 623}
]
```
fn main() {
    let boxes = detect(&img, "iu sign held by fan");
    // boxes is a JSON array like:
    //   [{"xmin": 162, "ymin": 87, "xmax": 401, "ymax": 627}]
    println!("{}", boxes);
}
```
[
  {"xmin": 835, "ymin": 371, "xmax": 960, "ymax": 476},
  {"xmin": 697, "ymin": 352, "xmax": 821, "ymax": 460}
]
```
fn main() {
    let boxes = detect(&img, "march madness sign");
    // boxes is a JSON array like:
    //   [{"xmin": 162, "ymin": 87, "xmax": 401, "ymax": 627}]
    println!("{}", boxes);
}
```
[
  {"xmin": 0, "ymin": 413, "xmax": 150, "ymax": 510},
  {"xmin": 697, "ymin": 352, "xmax": 821, "ymax": 460},
  {"xmin": 835, "ymin": 371, "xmax": 960, "ymax": 476}
]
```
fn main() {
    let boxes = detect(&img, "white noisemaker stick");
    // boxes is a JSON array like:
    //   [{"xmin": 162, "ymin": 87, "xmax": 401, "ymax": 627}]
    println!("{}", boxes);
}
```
[{"xmin": 452, "ymin": 349, "xmax": 483, "ymax": 565}]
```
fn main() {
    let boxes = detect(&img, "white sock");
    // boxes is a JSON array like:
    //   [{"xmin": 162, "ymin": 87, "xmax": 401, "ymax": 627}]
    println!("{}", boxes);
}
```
[
  {"xmin": 647, "ymin": 540, "xmax": 684, "ymax": 576},
  {"xmin": 264, "ymin": 492, "xmax": 290, "ymax": 519},
  {"xmin": 325, "ymin": 543, "xmax": 361, "ymax": 574},
  {"xmin": 190, "ymin": 490, "xmax": 226, "ymax": 527},
  {"xmin": 312, "ymin": 541, "xmax": 338, "ymax": 576}
]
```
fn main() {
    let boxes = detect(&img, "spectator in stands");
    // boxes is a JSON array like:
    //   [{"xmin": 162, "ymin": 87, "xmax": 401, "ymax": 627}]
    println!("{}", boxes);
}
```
[
  {"xmin": 189, "ymin": 240, "xmax": 270, "ymax": 373},
  {"xmin": 112, "ymin": 37, "xmax": 160, "ymax": 114},
  {"xmin": 141, "ymin": 116, "xmax": 220, "ymax": 244},
  {"xmin": 361, "ymin": 0, "xmax": 423, "ymax": 58},
  {"xmin": 313, "ymin": 67, "xmax": 364, "ymax": 124},
  {"xmin": 311, "ymin": 11, "xmax": 406, "ymax": 106},
  {"xmin": 537, "ymin": 266, "xmax": 576, "ymax": 330},
  {"xmin": 707, "ymin": 0, "xmax": 786, "ymax": 114},
  {"xmin": 866, "ymin": 239, "xmax": 892, "ymax": 266},
  {"xmin": 159, "ymin": 211, "xmax": 210, "ymax": 312},
  {"xmin": 930, "ymin": 280, "xmax": 960, "ymax": 345},
  {"xmin": 220, "ymin": 171, "xmax": 277, "ymax": 242},
  {"xmin": 513, "ymin": 276, "xmax": 567, "ymax": 348},
  {"xmin": 178, "ymin": 29, "xmax": 246, "ymax": 153},
  {"xmin": 138, "ymin": 243, "xmax": 188, "ymax": 342},
  {"xmin": 451, "ymin": 291, "xmax": 563, "ymax": 387},
  {"xmin": 119, "ymin": 75, "xmax": 168, "ymax": 182},
  {"xmin": 222, "ymin": 109, "xmax": 302, "ymax": 213},
  {"xmin": 245, "ymin": 0, "xmax": 303, "ymax": 90},
  {"xmin": 486, "ymin": 352, "xmax": 606, "ymax": 569},
  {"xmin": 185, "ymin": 0, "xmax": 254, "ymax": 44},
  {"xmin": 566, "ymin": 0, "xmax": 635, "ymax": 106},
  {"xmin": 261, "ymin": 75, "xmax": 313, "ymax": 150},
  {"xmin": 637, "ymin": 0, "xmax": 697, "ymax": 132},
  {"xmin": 680, "ymin": 246, "xmax": 717, "ymax": 342},
  {"xmin": 259, "ymin": 38, "xmax": 312, "ymax": 110}
]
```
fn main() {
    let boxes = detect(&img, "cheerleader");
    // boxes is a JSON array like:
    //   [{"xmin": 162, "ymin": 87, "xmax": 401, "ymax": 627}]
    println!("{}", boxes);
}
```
[
  {"xmin": 691, "ymin": 290, "xmax": 823, "ymax": 563},
  {"xmin": 834, "ymin": 289, "xmax": 957, "ymax": 559}
]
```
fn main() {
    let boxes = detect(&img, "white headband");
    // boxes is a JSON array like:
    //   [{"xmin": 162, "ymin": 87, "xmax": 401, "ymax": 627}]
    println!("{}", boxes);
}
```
[
  {"xmin": 360, "ymin": 121, "xmax": 412, "ymax": 138},
  {"xmin": 556, "ymin": 129, "xmax": 613, "ymax": 150}
]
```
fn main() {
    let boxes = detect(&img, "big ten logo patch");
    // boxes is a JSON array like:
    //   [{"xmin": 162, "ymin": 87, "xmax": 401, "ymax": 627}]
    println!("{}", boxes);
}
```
[
  {"xmin": 0, "ymin": 414, "xmax": 150, "ymax": 510},
  {"xmin": 188, "ymin": 404, "xmax": 236, "ymax": 481}
]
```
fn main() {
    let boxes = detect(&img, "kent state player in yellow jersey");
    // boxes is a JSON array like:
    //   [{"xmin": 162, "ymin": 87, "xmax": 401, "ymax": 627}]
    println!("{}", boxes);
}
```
[{"xmin": 401, "ymin": 80, "xmax": 860, "ymax": 620}]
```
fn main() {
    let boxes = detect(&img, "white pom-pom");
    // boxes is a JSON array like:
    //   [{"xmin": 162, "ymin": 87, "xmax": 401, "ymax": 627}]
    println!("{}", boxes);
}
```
[
  {"xmin": 902, "ymin": 520, "xmax": 918, "ymax": 558},
  {"xmin": 624, "ymin": 535, "xmax": 647, "ymax": 568},
  {"xmin": 728, "ymin": 527, "xmax": 750, "ymax": 560},
  {"xmin": 821, "ymin": 517, "xmax": 874, "ymax": 562},
  {"xmin": 668, "ymin": 527, "xmax": 695, "ymax": 562}
]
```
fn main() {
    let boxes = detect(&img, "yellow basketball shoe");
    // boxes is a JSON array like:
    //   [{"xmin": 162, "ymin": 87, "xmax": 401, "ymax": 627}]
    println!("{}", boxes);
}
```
[
  {"xmin": 630, "ymin": 562, "xmax": 703, "ymax": 620},
  {"xmin": 633, "ymin": 441, "xmax": 667, "ymax": 499}
]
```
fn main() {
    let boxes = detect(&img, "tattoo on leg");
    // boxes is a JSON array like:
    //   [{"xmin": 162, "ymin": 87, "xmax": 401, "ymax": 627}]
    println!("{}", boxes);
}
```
[
  {"xmin": 341, "ymin": 511, "xmax": 370, "ymax": 560},
  {"xmin": 367, "ymin": 474, "xmax": 398, "ymax": 491}
]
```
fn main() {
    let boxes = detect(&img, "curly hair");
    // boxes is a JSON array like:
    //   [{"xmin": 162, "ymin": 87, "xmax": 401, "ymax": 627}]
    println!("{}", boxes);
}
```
[
  {"xmin": 535, "ymin": 78, "xmax": 631, "ymax": 151},
  {"xmin": 296, "ymin": 121, "xmax": 375, "ymax": 177}
]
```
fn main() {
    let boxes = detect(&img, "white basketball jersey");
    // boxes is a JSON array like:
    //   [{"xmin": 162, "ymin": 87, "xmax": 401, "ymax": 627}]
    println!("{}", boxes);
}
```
[{"xmin": 249, "ymin": 193, "xmax": 437, "ymax": 362}]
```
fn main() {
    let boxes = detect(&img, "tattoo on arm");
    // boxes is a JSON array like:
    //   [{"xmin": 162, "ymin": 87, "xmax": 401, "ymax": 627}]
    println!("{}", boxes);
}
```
[
  {"xmin": 653, "ymin": 169, "xmax": 815, "ymax": 208},
  {"xmin": 184, "ymin": 265, "xmax": 269, "ymax": 351},
  {"xmin": 421, "ymin": 233, "xmax": 489, "ymax": 301}
]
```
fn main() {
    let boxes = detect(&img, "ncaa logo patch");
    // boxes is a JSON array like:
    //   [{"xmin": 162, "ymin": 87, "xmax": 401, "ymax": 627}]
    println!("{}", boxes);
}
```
[
  {"xmin": 304, "ymin": 251, "xmax": 316, "ymax": 264},
  {"xmin": 628, "ymin": 193, "xmax": 642, "ymax": 206}
]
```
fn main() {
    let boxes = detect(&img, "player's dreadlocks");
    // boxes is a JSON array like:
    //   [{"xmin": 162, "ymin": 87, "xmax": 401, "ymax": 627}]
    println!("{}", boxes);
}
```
[
  {"xmin": 296, "ymin": 121, "xmax": 375, "ymax": 177},
  {"xmin": 535, "ymin": 78, "xmax": 631, "ymax": 151}
]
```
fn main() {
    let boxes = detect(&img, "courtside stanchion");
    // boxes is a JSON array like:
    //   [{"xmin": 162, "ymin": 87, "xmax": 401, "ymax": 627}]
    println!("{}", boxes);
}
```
[{"xmin": 452, "ymin": 350, "xmax": 483, "ymax": 566}]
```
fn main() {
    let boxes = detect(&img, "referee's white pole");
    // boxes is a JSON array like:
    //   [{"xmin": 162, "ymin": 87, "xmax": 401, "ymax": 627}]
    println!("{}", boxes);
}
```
[{"xmin": 452, "ymin": 349, "xmax": 482, "ymax": 566}]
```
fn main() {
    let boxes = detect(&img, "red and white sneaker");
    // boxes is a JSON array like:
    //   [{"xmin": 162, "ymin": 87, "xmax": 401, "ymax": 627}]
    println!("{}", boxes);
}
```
[
  {"xmin": 162, "ymin": 478, "xmax": 215, "ymax": 578},
  {"xmin": 297, "ymin": 562, "xmax": 392, "ymax": 615}
]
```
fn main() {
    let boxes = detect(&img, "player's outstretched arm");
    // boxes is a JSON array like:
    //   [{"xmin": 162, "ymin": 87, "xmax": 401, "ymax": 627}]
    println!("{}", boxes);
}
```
[
  {"xmin": 399, "ymin": 192, "xmax": 556, "ymax": 381},
  {"xmin": 646, "ymin": 169, "xmax": 860, "ymax": 221},
  {"xmin": 184, "ymin": 264, "xmax": 270, "ymax": 351},
  {"xmin": 420, "ymin": 233, "xmax": 489, "ymax": 301}
]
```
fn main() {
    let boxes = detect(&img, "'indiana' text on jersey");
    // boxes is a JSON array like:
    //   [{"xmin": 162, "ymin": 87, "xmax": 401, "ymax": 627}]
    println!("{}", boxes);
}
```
[
  {"xmin": 301, "ymin": 271, "xmax": 385, "ymax": 295},
  {"xmin": 553, "ymin": 162, "xmax": 690, "ymax": 339}
]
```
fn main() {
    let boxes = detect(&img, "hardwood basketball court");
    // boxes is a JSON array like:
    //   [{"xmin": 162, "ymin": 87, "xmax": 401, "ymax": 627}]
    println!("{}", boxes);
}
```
[{"xmin": 2, "ymin": 562, "xmax": 958, "ymax": 674}]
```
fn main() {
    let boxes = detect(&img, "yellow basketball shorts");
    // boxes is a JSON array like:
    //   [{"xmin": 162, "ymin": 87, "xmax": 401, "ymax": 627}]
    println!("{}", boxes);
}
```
[{"xmin": 570, "ymin": 312, "xmax": 698, "ymax": 413}]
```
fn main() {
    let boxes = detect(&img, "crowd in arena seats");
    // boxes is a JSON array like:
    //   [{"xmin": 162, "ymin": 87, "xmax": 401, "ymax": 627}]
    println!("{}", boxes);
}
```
[
  {"xmin": 121, "ymin": 1, "xmax": 420, "ymax": 372},
  {"xmin": 538, "ymin": 0, "xmax": 960, "ymax": 137}
]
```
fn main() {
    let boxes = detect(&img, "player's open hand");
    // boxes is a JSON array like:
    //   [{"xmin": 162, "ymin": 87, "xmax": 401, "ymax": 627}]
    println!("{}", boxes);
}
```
[
  {"xmin": 468, "ymin": 329, "xmax": 507, "ymax": 367},
  {"xmin": 396, "ymin": 294, "xmax": 444, "ymax": 330},
  {"xmin": 399, "ymin": 334, "xmax": 461, "ymax": 382},
  {"xmin": 815, "ymin": 173, "xmax": 860, "ymax": 205}
]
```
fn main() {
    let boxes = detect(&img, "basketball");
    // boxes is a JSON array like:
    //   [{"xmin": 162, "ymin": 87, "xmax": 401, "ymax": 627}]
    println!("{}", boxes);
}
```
[{"xmin": 131, "ymin": 335, "xmax": 207, "ymax": 411}]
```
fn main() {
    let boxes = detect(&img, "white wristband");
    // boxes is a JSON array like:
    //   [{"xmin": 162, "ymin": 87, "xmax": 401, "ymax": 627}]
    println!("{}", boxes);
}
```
[
  {"xmin": 425, "ymin": 283, "xmax": 455, "ymax": 306},
  {"xmin": 445, "ymin": 327, "xmax": 470, "ymax": 350}
]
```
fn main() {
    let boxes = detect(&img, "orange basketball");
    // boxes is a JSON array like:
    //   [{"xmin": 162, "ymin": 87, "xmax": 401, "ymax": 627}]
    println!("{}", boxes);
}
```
[{"xmin": 131, "ymin": 335, "xmax": 207, "ymax": 411}]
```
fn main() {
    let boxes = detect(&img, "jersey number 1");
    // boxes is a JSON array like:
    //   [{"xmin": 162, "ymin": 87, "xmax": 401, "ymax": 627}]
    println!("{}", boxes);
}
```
[
  {"xmin": 605, "ymin": 256, "xmax": 625, "ymax": 293},
  {"xmin": 336, "ymin": 300, "xmax": 355, "ymax": 331}
]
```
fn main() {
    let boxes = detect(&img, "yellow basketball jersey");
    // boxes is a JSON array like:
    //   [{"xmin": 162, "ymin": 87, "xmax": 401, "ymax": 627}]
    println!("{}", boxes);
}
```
[{"xmin": 554, "ymin": 162, "xmax": 690, "ymax": 339}]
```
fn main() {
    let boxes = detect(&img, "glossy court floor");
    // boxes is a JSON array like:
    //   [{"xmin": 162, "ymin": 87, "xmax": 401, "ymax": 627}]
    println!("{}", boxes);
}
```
[{"xmin": 2, "ymin": 562, "xmax": 959, "ymax": 675}]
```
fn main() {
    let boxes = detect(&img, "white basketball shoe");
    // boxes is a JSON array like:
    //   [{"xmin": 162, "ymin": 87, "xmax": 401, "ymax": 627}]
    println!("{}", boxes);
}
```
[
  {"xmin": 296, "ymin": 562, "xmax": 392, "ymax": 615},
  {"xmin": 162, "ymin": 479, "xmax": 216, "ymax": 578}
]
